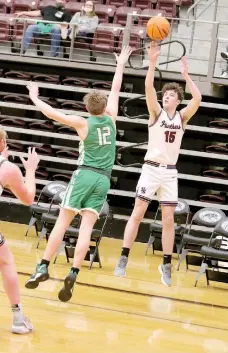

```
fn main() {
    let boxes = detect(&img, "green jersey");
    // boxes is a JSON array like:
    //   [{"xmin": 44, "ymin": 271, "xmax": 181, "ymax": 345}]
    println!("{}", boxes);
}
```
[{"xmin": 77, "ymin": 115, "xmax": 116, "ymax": 175}]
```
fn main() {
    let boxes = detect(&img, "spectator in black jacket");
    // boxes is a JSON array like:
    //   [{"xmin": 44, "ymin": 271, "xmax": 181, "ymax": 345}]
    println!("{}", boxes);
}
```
[{"xmin": 16, "ymin": 0, "xmax": 71, "ymax": 57}]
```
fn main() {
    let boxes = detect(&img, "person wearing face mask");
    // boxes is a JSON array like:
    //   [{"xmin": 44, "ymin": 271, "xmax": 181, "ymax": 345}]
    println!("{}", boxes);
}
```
[
  {"xmin": 62, "ymin": 1, "xmax": 98, "ymax": 41},
  {"xmin": 16, "ymin": 0, "xmax": 72, "ymax": 57}
]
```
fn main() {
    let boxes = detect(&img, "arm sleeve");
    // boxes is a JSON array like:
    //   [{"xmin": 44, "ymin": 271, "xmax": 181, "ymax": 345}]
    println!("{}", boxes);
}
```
[{"xmin": 70, "ymin": 12, "xmax": 80, "ymax": 25}]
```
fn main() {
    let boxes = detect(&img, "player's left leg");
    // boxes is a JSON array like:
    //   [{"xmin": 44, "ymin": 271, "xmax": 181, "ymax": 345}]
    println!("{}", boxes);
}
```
[
  {"xmin": 58, "ymin": 210, "xmax": 98, "ymax": 302},
  {"xmin": 158, "ymin": 168, "xmax": 178, "ymax": 286},
  {"xmin": 58, "ymin": 171, "xmax": 110, "ymax": 302},
  {"xmin": 25, "ymin": 208, "xmax": 76, "ymax": 289},
  {"xmin": 0, "ymin": 234, "xmax": 33, "ymax": 334}
]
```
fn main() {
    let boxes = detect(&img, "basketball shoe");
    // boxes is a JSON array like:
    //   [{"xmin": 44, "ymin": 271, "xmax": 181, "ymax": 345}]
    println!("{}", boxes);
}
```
[{"xmin": 25, "ymin": 264, "xmax": 49, "ymax": 289}]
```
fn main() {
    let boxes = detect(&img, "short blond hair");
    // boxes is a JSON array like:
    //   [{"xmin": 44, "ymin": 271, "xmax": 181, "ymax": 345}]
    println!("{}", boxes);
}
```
[
  {"xmin": 83, "ymin": 90, "xmax": 107, "ymax": 115},
  {"xmin": 0, "ymin": 125, "xmax": 7, "ymax": 139}
]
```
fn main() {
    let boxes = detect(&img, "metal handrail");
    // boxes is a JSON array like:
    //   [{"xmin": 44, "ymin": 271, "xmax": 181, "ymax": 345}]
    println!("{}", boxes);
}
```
[
  {"xmin": 128, "ymin": 40, "xmax": 186, "ymax": 70},
  {"xmin": 186, "ymin": 0, "xmax": 217, "ymax": 27}
]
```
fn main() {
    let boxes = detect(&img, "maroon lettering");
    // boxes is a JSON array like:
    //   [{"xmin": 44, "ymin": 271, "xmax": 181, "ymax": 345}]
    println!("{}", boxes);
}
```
[{"xmin": 160, "ymin": 120, "xmax": 181, "ymax": 129}]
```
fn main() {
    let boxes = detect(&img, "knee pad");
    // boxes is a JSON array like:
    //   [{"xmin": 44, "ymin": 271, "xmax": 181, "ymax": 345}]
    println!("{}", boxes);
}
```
[{"xmin": 0, "ymin": 232, "xmax": 5, "ymax": 247}]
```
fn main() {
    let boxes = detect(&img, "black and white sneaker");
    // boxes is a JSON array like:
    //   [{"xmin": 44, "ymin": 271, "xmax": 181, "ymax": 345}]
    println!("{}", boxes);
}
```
[{"xmin": 58, "ymin": 271, "xmax": 77, "ymax": 302}]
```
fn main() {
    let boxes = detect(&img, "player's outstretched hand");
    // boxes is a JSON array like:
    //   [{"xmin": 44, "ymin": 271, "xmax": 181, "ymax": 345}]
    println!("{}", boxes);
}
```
[
  {"xmin": 181, "ymin": 56, "xmax": 188, "ymax": 77},
  {"xmin": 114, "ymin": 46, "xmax": 132, "ymax": 66},
  {"xmin": 26, "ymin": 82, "xmax": 39, "ymax": 99},
  {"xmin": 147, "ymin": 41, "xmax": 159, "ymax": 64},
  {"xmin": 20, "ymin": 147, "xmax": 40, "ymax": 171}
]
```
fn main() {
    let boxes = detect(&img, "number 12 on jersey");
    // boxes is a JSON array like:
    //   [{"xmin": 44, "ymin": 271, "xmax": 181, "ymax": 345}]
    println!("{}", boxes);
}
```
[
  {"xmin": 97, "ymin": 127, "xmax": 111, "ymax": 145},
  {"xmin": 165, "ymin": 131, "xmax": 176, "ymax": 143}
]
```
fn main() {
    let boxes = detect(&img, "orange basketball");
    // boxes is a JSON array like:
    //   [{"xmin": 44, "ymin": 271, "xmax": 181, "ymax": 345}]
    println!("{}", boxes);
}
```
[{"xmin": 146, "ymin": 16, "xmax": 171, "ymax": 41}]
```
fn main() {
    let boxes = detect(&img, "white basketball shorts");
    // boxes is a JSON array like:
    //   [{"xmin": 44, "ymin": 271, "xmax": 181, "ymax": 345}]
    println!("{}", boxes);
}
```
[{"xmin": 136, "ymin": 164, "xmax": 178, "ymax": 206}]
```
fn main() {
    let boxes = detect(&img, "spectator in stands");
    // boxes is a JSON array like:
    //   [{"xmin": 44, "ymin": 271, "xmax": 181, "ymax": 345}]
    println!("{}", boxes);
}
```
[
  {"xmin": 16, "ymin": 0, "xmax": 72, "ymax": 57},
  {"xmin": 62, "ymin": 1, "xmax": 98, "ymax": 41},
  {"xmin": 220, "ymin": 47, "xmax": 228, "ymax": 78}
]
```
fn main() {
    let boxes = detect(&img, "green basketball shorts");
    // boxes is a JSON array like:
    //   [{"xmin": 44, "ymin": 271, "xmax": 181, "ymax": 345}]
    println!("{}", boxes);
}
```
[{"xmin": 61, "ymin": 169, "xmax": 110, "ymax": 216}]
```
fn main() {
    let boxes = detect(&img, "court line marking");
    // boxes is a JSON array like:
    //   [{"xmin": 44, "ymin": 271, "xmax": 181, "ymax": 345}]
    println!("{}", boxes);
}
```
[
  {"xmin": 18, "ymin": 271, "xmax": 228, "ymax": 310},
  {"xmin": 1, "ymin": 287, "xmax": 227, "ymax": 333}
]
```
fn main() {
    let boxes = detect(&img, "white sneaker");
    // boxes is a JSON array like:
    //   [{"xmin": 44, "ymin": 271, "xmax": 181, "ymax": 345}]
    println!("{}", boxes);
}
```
[
  {"xmin": 220, "ymin": 72, "xmax": 228, "ymax": 78},
  {"xmin": 12, "ymin": 315, "xmax": 33, "ymax": 334}
]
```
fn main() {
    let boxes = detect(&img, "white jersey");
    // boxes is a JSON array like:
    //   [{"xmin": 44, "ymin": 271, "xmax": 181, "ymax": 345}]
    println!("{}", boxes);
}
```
[
  {"xmin": 144, "ymin": 109, "xmax": 184, "ymax": 165},
  {"xmin": 0, "ymin": 155, "xmax": 7, "ymax": 196}
]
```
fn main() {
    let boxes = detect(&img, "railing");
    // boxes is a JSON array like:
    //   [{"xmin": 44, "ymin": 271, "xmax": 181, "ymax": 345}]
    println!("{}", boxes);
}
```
[
  {"xmin": 186, "ymin": 0, "xmax": 218, "ymax": 53},
  {"xmin": 0, "ymin": 14, "xmax": 227, "ymax": 86}
]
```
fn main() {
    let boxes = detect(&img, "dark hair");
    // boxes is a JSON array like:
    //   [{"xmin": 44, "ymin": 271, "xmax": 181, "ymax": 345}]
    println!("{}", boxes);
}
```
[
  {"xmin": 81, "ymin": 1, "xmax": 96, "ymax": 17},
  {"xmin": 83, "ymin": 90, "xmax": 107, "ymax": 115},
  {"xmin": 162, "ymin": 82, "xmax": 184, "ymax": 102}
]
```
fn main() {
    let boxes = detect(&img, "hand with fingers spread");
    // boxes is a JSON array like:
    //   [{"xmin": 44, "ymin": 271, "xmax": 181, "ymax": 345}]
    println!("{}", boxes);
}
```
[
  {"xmin": 114, "ymin": 45, "xmax": 132, "ymax": 66},
  {"xmin": 181, "ymin": 56, "xmax": 188, "ymax": 78},
  {"xmin": 20, "ymin": 147, "xmax": 40, "ymax": 171},
  {"xmin": 147, "ymin": 41, "xmax": 159, "ymax": 64},
  {"xmin": 27, "ymin": 82, "xmax": 39, "ymax": 99}
]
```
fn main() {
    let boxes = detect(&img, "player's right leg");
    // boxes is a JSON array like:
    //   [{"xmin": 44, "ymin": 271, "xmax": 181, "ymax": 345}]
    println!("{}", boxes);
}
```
[
  {"xmin": 25, "ymin": 209, "xmax": 75, "ymax": 289},
  {"xmin": 0, "ymin": 234, "xmax": 33, "ymax": 334},
  {"xmin": 114, "ymin": 164, "xmax": 160, "ymax": 277}
]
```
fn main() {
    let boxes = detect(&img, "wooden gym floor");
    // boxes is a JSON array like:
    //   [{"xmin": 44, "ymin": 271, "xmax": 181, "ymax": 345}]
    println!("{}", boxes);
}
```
[{"xmin": 1, "ymin": 221, "xmax": 228, "ymax": 353}]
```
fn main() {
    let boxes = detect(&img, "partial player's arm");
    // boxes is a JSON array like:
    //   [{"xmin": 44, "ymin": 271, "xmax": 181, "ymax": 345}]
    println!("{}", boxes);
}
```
[
  {"xmin": 2, "ymin": 148, "xmax": 39, "ymax": 206},
  {"xmin": 27, "ymin": 82, "xmax": 86, "ymax": 130},
  {"xmin": 145, "ymin": 42, "xmax": 161, "ymax": 123},
  {"xmin": 179, "ymin": 57, "xmax": 202, "ymax": 126},
  {"xmin": 15, "ymin": 10, "xmax": 41, "ymax": 17},
  {"xmin": 106, "ymin": 46, "xmax": 132, "ymax": 123}
]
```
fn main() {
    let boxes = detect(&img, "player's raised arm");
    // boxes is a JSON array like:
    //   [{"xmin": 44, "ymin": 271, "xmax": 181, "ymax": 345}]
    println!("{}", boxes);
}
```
[
  {"xmin": 106, "ymin": 46, "xmax": 132, "ymax": 123},
  {"xmin": 2, "ymin": 147, "xmax": 39, "ymax": 206},
  {"xmin": 179, "ymin": 56, "xmax": 202, "ymax": 126},
  {"xmin": 145, "ymin": 42, "xmax": 161, "ymax": 122},
  {"xmin": 27, "ymin": 82, "xmax": 86, "ymax": 130}
]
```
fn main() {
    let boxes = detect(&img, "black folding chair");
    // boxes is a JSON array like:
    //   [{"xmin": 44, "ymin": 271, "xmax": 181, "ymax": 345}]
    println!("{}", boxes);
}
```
[
  {"xmin": 195, "ymin": 217, "xmax": 228, "ymax": 286},
  {"xmin": 177, "ymin": 207, "xmax": 226, "ymax": 271},
  {"xmin": 145, "ymin": 199, "xmax": 190, "ymax": 256},
  {"xmin": 25, "ymin": 181, "xmax": 68, "ymax": 237}
]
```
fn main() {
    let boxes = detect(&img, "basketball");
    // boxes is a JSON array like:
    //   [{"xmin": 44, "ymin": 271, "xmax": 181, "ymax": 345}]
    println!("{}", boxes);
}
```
[{"xmin": 146, "ymin": 16, "xmax": 171, "ymax": 41}]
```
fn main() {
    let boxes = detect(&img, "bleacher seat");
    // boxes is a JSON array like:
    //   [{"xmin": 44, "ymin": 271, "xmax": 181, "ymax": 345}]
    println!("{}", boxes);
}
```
[
  {"xmin": 65, "ymin": 1, "xmax": 83, "ymax": 15},
  {"xmin": 11, "ymin": 0, "xmax": 39, "ymax": 13},
  {"xmin": 32, "ymin": 74, "xmax": 60, "ymax": 84},
  {"xmin": 34, "ymin": 144, "xmax": 53, "ymax": 155},
  {"xmin": 4, "ymin": 70, "xmax": 32, "ymax": 80},
  {"xmin": 0, "ymin": 0, "xmax": 8, "ymax": 13},
  {"xmin": 116, "ymin": 26, "xmax": 145, "ymax": 53},
  {"xmin": 139, "ymin": 9, "xmax": 167, "ymax": 25},
  {"xmin": 113, "ymin": 7, "xmax": 141, "ymax": 26},
  {"xmin": 3, "ymin": 94, "xmax": 29, "ymax": 104},
  {"xmin": 91, "ymin": 81, "xmax": 112, "ymax": 89},
  {"xmin": 60, "ymin": 100, "xmax": 86, "ymax": 110},
  {"xmin": 55, "ymin": 149, "xmax": 79, "ymax": 159},
  {"xmin": 131, "ymin": 0, "xmax": 152, "ymax": 10},
  {"xmin": 29, "ymin": 120, "xmax": 55, "ymax": 131},
  {"xmin": 91, "ymin": 23, "xmax": 122, "ymax": 54},
  {"xmin": 1, "ymin": 118, "xmax": 26, "ymax": 128},
  {"xmin": 106, "ymin": 0, "xmax": 128, "ymax": 7},
  {"xmin": 0, "ymin": 19, "xmax": 11, "ymax": 42},
  {"xmin": 38, "ymin": 0, "xmax": 56, "ymax": 10},
  {"xmin": 181, "ymin": 0, "xmax": 193, "ymax": 5},
  {"xmin": 94, "ymin": 4, "xmax": 116, "ymax": 23},
  {"xmin": 156, "ymin": 0, "xmax": 177, "ymax": 18},
  {"xmin": 61, "ymin": 77, "xmax": 89, "ymax": 87}
]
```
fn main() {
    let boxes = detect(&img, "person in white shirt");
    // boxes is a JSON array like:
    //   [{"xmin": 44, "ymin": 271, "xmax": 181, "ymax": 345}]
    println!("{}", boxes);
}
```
[{"xmin": 114, "ymin": 42, "xmax": 202, "ymax": 286}]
